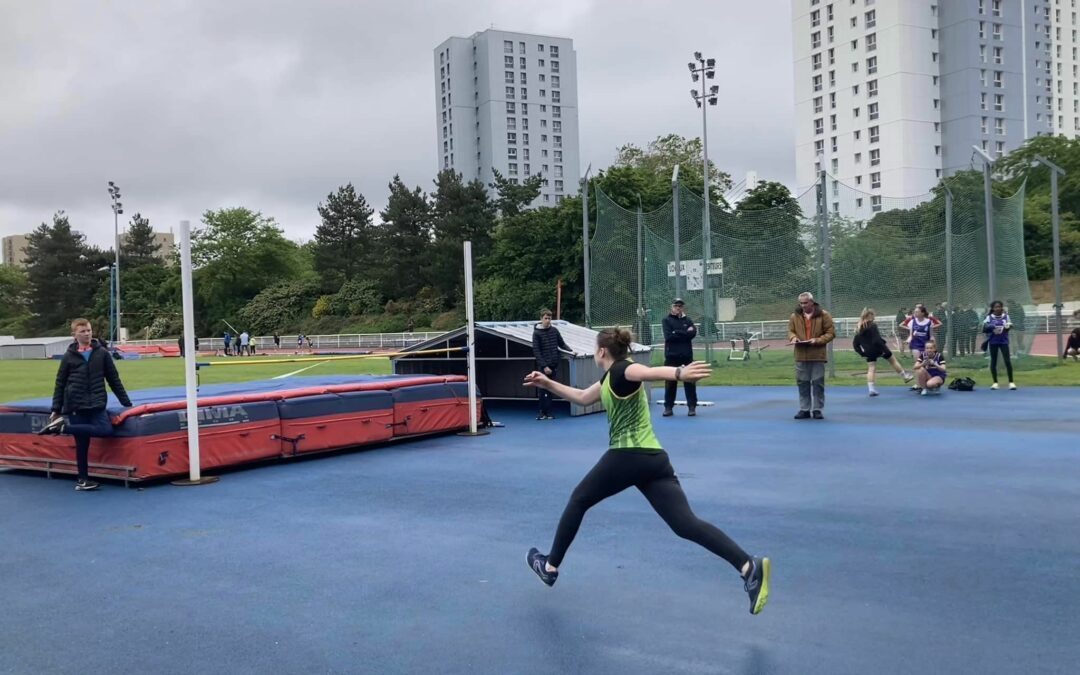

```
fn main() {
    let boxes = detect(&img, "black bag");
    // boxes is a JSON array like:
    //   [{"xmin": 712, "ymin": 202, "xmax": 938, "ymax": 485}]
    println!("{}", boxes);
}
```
[{"xmin": 948, "ymin": 377, "xmax": 975, "ymax": 391}]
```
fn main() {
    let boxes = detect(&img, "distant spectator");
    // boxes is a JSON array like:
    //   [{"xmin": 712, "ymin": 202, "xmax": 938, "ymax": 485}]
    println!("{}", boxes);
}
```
[
  {"xmin": 273, "ymin": 333, "xmax": 281, "ymax": 350},
  {"xmin": 662, "ymin": 298, "xmax": 697, "ymax": 417},
  {"xmin": 788, "ymin": 292, "xmax": 835, "ymax": 419},
  {"xmin": 531, "ymin": 309, "xmax": 570, "ymax": 420},
  {"xmin": 178, "ymin": 335, "xmax": 185, "ymax": 357},
  {"xmin": 962, "ymin": 305, "xmax": 980, "ymax": 355},
  {"xmin": 297, "ymin": 334, "xmax": 304, "ymax": 350},
  {"xmin": 239, "ymin": 330, "xmax": 250, "ymax": 357},
  {"xmin": 1065, "ymin": 328, "xmax": 1080, "ymax": 361},
  {"xmin": 406, "ymin": 319, "xmax": 415, "ymax": 334},
  {"xmin": 902, "ymin": 304, "xmax": 941, "ymax": 363}
]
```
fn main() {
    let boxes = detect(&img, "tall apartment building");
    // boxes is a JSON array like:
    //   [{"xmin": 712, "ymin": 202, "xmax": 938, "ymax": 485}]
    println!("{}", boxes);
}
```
[
  {"xmin": 434, "ymin": 29, "xmax": 580, "ymax": 206},
  {"xmin": 793, "ymin": 0, "xmax": 1069, "ymax": 217},
  {"xmin": 1, "ymin": 234, "xmax": 30, "ymax": 267}
]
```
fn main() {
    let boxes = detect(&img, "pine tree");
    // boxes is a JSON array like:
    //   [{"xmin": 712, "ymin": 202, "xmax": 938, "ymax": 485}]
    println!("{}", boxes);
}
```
[
  {"xmin": 121, "ymin": 213, "xmax": 163, "ymax": 267},
  {"xmin": 24, "ymin": 211, "xmax": 109, "ymax": 332},
  {"xmin": 313, "ymin": 184, "xmax": 376, "ymax": 292},
  {"xmin": 377, "ymin": 176, "xmax": 434, "ymax": 300}
]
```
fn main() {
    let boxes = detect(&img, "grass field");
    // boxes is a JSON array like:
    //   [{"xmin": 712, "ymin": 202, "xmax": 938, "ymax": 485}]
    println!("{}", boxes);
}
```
[{"xmin": 0, "ymin": 348, "xmax": 1077, "ymax": 403}]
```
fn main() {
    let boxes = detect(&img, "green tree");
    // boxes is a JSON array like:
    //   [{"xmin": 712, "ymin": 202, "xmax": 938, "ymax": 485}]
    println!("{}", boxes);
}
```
[
  {"xmin": 313, "ymin": 184, "xmax": 376, "ymax": 292},
  {"xmin": 193, "ymin": 207, "xmax": 308, "ymax": 335},
  {"xmin": 430, "ymin": 170, "xmax": 497, "ymax": 303},
  {"xmin": 23, "ymin": 211, "xmax": 109, "ymax": 333},
  {"xmin": 490, "ymin": 170, "xmax": 543, "ymax": 217},
  {"xmin": 0, "ymin": 265, "xmax": 32, "ymax": 334},
  {"xmin": 614, "ymin": 133, "xmax": 732, "ymax": 208},
  {"xmin": 376, "ymin": 176, "xmax": 434, "ymax": 300},
  {"xmin": 121, "ymin": 213, "xmax": 163, "ymax": 267},
  {"xmin": 237, "ymin": 278, "xmax": 322, "ymax": 335}
]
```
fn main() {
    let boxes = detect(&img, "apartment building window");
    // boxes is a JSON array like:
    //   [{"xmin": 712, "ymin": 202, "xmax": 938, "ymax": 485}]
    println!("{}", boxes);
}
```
[
  {"xmin": 508, "ymin": 163, "xmax": 518, "ymax": 176},
  {"xmin": 814, "ymin": 118, "xmax": 825, "ymax": 134},
  {"xmin": 828, "ymin": 47, "xmax": 835, "ymax": 65},
  {"xmin": 934, "ymin": 145, "xmax": 941, "ymax": 155},
  {"xmin": 994, "ymin": 94, "xmax": 1003, "ymax": 111},
  {"xmin": 933, "ymin": 99, "xmax": 939, "ymax": 110},
  {"xmin": 979, "ymin": 22, "xmax": 986, "ymax": 39},
  {"xmin": 871, "ymin": 172, "xmax": 881, "ymax": 189},
  {"xmin": 538, "ymin": 73, "xmax": 545, "ymax": 83},
  {"xmin": 539, "ymin": 89, "xmax": 546, "ymax": 98},
  {"xmin": 550, "ymin": 45, "xmax": 559, "ymax": 57},
  {"xmin": 507, "ymin": 132, "xmax": 516, "ymax": 144},
  {"xmin": 506, "ymin": 86, "xmax": 515, "ymax": 99},
  {"xmin": 812, "ymin": 31, "xmax": 821, "ymax": 49},
  {"xmin": 552, "ymin": 91, "xmax": 561, "ymax": 102},
  {"xmin": 554, "ymin": 150, "xmax": 562, "ymax": 162},
  {"xmin": 854, "ymin": 129, "xmax": 861, "ymax": 140},
  {"xmin": 813, "ymin": 75, "xmax": 823, "ymax": 92},
  {"xmin": 814, "ymin": 96, "xmax": 823, "ymax": 113},
  {"xmin": 933, "ymin": 75, "xmax": 939, "ymax": 86},
  {"xmin": 995, "ymin": 117, "xmax": 1005, "ymax": 134},
  {"xmin": 993, "ymin": 46, "xmax": 1003, "ymax": 64},
  {"xmin": 867, "ymin": 56, "xmax": 877, "ymax": 74},
  {"xmin": 865, "ymin": 10, "xmax": 876, "ymax": 28},
  {"xmin": 521, "ymin": 87, "xmax": 528, "ymax": 99},
  {"xmin": 554, "ymin": 166, "xmax": 563, "ymax": 178},
  {"xmin": 813, "ymin": 53, "xmax": 823, "ymax": 70},
  {"xmin": 506, "ymin": 102, "xmax": 515, "ymax": 113},
  {"xmin": 830, "ymin": 92, "xmax": 837, "ymax": 108},
  {"xmin": 539, "ymin": 58, "xmax": 545, "ymax": 67},
  {"xmin": 540, "ymin": 119, "xmax": 547, "ymax": 128},
  {"xmin": 829, "ymin": 70, "xmax": 836, "ymax": 87},
  {"xmin": 870, "ymin": 148, "xmax": 880, "ymax": 166},
  {"xmin": 980, "ymin": 69, "xmax": 988, "ymax": 87},
  {"xmin": 506, "ymin": 117, "xmax": 516, "ymax": 130},
  {"xmin": 830, "ymin": 114, "xmax": 837, "ymax": 130},
  {"xmin": 932, "ymin": 52, "xmax": 939, "ymax": 63},
  {"xmin": 852, "ymin": 83, "xmax": 860, "ymax": 95},
  {"xmin": 522, "ymin": 118, "xmax": 529, "ymax": 130},
  {"xmin": 980, "ymin": 45, "xmax": 987, "ymax": 63},
  {"xmin": 552, "ymin": 121, "xmax": 561, "ymax": 132},
  {"xmin": 831, "ymin": 158, "xmax": 839, "ymax": 173},
  {"xmin": 869, "ymin": 125, "xmax": 879, "ymax": 142},
  {"xmin": 934, "ymin": 122, "xmax": 940, "ymax": 132},
  {"xmin": 850, "ymin": 16, "xmax": 857, "ymax": 28},
  {"xmin": 507, "ymin": 147, "xmax": 517, "ymax": 158},
  {"xmin": 981, "ymin": 116, "xmax": 988, "ymax": 134},
  {"xmin": 440, "ymin": 52, "xmax": 445, "ymax": 65},
  {"xmin": 936, "ymin": 169, "xmax": 942, "ymax": 178},
  {"xmin": 994, "ymin": 71, "xmax": 1003, "ymax": 88},
  {"xmin": 995, "ymin": 141, "xmax": 1004, "ymax": 158},
  {"xmin": 854, "ymin": 152, "xmax": 862, "ymax": 164},
  {"xmin": 552, "ymin": 61, "xmax": 560, "ymax": 72},
  {"xmin": 552, "ymin": 105, "xmax": 561, "ymax": 118},
  {"xmin": 520, "ymin": 72, "xmax": 528, "ymax": 84},
  {"xmin": 854, "ymin": 106, "xmax": 860, "ymax": 118},
  {"xmin": 519, "ymin": 41, "xmax": 525, "ymax": 54},
  {"xmin": 828, "ymin": 26, "xmax": 835, "ymax": 43},
  {"xmin": 815, "ymin": 140, "xmax": 825, "ymax": 154},
  {"xmin": 553, "ymin": 135, "xmax": 562, "ymax": 147},
  {"xmin": 832, "ymin": 181, "xmax": 839, "ymax": 197},
  {"xmin": 851, "ymin": 61, "xmax": 859, "ymax": 73},
  {"xmin": 442, "ymin": 111, "xmax": 447, "ymax": 124},
  {"xmin": 523, "ymin": 132, "xmax": 530, "ymax": 145},
  {"xmin": 504, "ymin": 40, "xmax": 514, "ymax": 53},
  {"xmin": 851, "ymin": 39, "xmax": 858, "ymax": 50},
  {"xmin": 812, "ymin": 10, "xmax": 820, "ymax": 26},
  {"xmin": 826, "ymin": 3, "xmax": 834, "ymax": 20},
  {"xmin": 871, "ymin": 195, "xmax": 882, "ymax": 212},
  {"xmin": 868, "ymin": 102, "xmax": 878, "ymax": 120},
  {"xmin": 522, "ymin": 103, "xmax": 528, "ymax": 114},
  {"xmin": 856, "ymin": 197, "xmax": 863, "ymax": 207},
  {"xmin": 539, "ymin": 104, "xmax": 546, "ymax": 112},
  {"xmin": 866, "ymin": 34, "xmax": 876, "ymax": 51},
  {"xmin": 552, "ymin": 75, "xmax": 560, "ymax": 88},
  {"xmin": 978, "ymin": 0, "xmax": 985, "ymax": 14},
  {"xmin": 992, "ymin": 0, "xmax": 1001, "ymax": 16},
  {"xmin": 993, "ymin": 23, "xmax": 1002, "ymax": 40},
  {"xmin": 505, "ymin": 70, "xmax": 514, "ymax": 83},
  {"xmin": 540, "ymin": 134, "xmax": 547, "ymax": 142},
  {"xmin": 831, "ymin": 136, "xmax": 838, "ymax": 152},
  {"xmin": 981, "ymin": 93, "xmax": 988, "ymax": 110},
  {"xmin": 867, "ymin": 79, "xmax": 878, "ymax": 97}
]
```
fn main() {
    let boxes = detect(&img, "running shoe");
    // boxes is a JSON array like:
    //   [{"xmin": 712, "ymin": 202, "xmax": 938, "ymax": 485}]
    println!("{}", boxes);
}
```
[
  {"xmin": 74, "ymin": 479, "xmax": 100, "ymax": 491},
  {"xmin": 527, "ymin": 548, "xmax": 558, "ymax": 587},
  {"xmin": 990, "ymin": 383, "xmax": 999, "ymax": 390},
  {"xmin": 687, "ymin": 407, "xmax": 696, "ymax": 417},
  {"xmin": 902, "ymin": 371, "xmax": 914, "ymax": 383},
  {"xmin": 793, "ymin": 410, "xmax": 811, "ymax": 419},
  {"xmin": 662, "ymin": 408, "xmax": 674, "ymax": 417},
  {"xmin": 743, "ymin": 556, "xmax": 771, "ymax": 615},
  {"xmin": 1009, "ymin": 383, "xmax": 1017, "ymax": 390},
  {"xmin": 35, "ymin": 416, "xmax": 66, "ymax": 436},
  {"xmin": 920, "ymin": 388, "xmax": 928, "ymax": 396},
  {"xmin": 812, "ymin": 410, "xmax": 824, "ymax": 419}
]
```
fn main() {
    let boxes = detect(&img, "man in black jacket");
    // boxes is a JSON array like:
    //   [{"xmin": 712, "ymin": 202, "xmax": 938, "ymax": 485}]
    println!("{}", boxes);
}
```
[
  {"xmin": 662, "ymin": 298, "xmax": 697, "ymax": 416},
  {"xmin": 37, "ymin": 318, "xmax": 133, "ymax": 491},
  {"xmin": 532, "ymin": 309, "xmax": 570, "ymax": 420}
]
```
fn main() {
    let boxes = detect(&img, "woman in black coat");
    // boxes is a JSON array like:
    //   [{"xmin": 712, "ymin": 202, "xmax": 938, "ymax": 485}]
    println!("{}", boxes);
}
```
[{"xmin": 853, "ymin": 308, "xmax": 914, "ymax": 396}]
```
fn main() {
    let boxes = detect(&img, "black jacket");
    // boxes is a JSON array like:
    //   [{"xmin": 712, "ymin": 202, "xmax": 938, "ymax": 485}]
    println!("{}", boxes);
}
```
[
  {"xmin": 662, "ymin": 313, "xmax": 696, "ymax": 359},
  {"xmin": 51, "ymin": 340, "xmax": 133, "ymax": 414},
  {"xmin": 532, "ymin": 324, "xmax": 570, "ymax": 371},
  {"xmin": 853, "ymin": 324, "xmax": 888, "ymax": 359}
]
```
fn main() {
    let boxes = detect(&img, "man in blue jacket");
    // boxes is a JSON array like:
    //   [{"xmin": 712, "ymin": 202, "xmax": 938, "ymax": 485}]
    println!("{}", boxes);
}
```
[
  {"xmin": 532, "ymin": 309, "xmax": 570, "ymax": 420},
  {"xmin": 662, "ymin": 298, "xmax": 698, "ymax": 416},
  {"xmin": 37, "ymin": 318, "xmax": 133, "ymax": 491}
]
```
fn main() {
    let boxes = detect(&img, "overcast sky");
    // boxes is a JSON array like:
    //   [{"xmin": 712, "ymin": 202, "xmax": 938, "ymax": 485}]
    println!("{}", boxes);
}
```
[{"xmin": 0, "ymin": 0, "xmax": 795, "ymax": 250}]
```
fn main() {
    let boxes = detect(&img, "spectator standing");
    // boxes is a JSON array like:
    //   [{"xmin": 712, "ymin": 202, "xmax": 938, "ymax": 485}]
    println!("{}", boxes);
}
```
[
  {"xmin": 661, "ymin": 298, "xmax": 697, "ymax": 417},
  {"xmin": 788, "ymin": 292, "xmax": 836, "ymax": 419},
  {"xmin": 531, "ymin": 309, "xmax": 571, "ymax": 420}
]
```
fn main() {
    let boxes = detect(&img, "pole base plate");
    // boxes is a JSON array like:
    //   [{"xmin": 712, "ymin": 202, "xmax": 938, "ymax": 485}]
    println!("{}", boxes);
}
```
[{"xmin": 171, "ymin": 476, "xmax": 221, "ymax": 487}]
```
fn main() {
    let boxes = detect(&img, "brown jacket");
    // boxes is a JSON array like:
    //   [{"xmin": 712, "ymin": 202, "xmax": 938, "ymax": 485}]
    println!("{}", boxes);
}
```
[{"xmin": 788, "ymin": 303, "xmax": 836, "ymax": 362}]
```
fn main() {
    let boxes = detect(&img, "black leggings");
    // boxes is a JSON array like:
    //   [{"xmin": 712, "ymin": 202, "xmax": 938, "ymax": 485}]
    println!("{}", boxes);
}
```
[
  {"xmin": 547, "ymin": 449, "xmax": 749, "ymax": 571},
  {"xmin": 989, "ymin": 343, "xmax": 1013, "ymax": 382}
]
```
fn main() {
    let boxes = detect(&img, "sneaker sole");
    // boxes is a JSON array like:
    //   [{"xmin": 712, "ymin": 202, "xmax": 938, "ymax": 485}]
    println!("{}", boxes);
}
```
[
  {"xmin": 75, "ymin": 485, "xmax": 99, "ymax": 491},
  {"xmin": 752, "ymin": 557, "xmax": 771, "ymax": 615},
  {"xmin": 527, "ymin": 548, "xmax": 555, "ymax": 587}
]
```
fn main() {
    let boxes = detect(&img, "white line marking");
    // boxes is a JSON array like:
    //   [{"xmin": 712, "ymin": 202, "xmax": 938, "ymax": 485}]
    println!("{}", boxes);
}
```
[{"xmin": 272, "ymin": 361, "xmax": 328, "ymax": 379}]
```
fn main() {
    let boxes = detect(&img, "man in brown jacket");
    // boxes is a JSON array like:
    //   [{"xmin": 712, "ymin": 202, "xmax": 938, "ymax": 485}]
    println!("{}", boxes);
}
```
[{"xmin": 788, "ymin": 292, "xmax": 836, "ymax": 419}]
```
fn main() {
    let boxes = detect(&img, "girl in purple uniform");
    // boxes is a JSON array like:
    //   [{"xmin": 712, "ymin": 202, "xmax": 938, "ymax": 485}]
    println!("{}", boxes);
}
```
[
  {"xmin": 983, "ymin": 301, "xmax": 1016, "ymax": 390},
  {"xmin": 914, "ymin": 340, "xmax": 947, "ymax": 395}
]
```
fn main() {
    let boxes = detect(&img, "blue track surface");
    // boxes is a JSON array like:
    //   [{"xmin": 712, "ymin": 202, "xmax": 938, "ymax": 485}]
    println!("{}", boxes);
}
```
[{"xmin": 1, "ymin": 386, "xmax": 1078, "ymax": 674}]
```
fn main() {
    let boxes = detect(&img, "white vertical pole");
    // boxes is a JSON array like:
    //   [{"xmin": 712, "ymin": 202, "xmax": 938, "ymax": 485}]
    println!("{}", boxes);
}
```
[
  {"xmin": 179, "ymin": 221, "xmax": 201, "ymax": 482},
  {"xmin": 464, "ymin": 241, "xmax": 478, "ymax": 434}
]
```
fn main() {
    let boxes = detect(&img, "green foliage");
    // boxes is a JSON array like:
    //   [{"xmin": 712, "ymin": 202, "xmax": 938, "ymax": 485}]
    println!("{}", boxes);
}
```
[
  {"xmin": 0, "ymin": 265, "xmax": 30, "ymax": 321},
  {"xmin": 237, "ymin": 278, "xmax": 321, "ymax": 335},
  {"xmin": 193, "ymin": 207, "xmax": 307, "ymax": 335},
  {"xmin": 474, "ymin": 276, "xmax": 557, "ymax": 321},
  {"xmin": 490, "ymin": 170, "xmax": 543, "ymax": 217},
  {"xmin": 429, "ymin": 170, "xmax": 497, "ymax": 303},
  {"xmin": 23, "ymin": 211, "xmax": 110, "ymax": 333},
  {"xmin": 312, "ymin": 279, "xmax": 382, "ymax": 318},
  {"xmin": 375, "ymin": 176, "xmax": 433, "ymax": 300},
  {"xmin": 615, "ymin": 133, "xmax": 731, "ymax": 207},
  {"xmin": 313, "ymin": 184, "xmax": 376, "ymax": 292},
  {"xmin": 121, "ymin": 213, "xmax": 164, "ymax": 267}
]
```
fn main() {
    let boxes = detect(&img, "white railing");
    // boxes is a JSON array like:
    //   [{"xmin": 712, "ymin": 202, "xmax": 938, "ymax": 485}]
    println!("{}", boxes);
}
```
[{"xmin": 124, "ymin": 332, "xmax": 443, "ymax": 351}]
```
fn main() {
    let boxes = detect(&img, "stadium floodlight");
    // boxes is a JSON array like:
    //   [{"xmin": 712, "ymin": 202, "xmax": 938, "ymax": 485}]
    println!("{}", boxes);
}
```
[
  {"xmin": 686, "ymin": 51, "xmax": 719, "ymax": 351},
  {"xmin": 710, "ymin": 85, "xmax": 719, "ymax": 95},
  {"xmin": 687, "ymin": 62, "xmax": 696, "ymax": 72},
  {"xmin": 694, "ymin": 51, "xmax": 702, "ymax": 61},
  {"xmin": 692, "ymin": 72, "xmax": 699, "ymax": 82},
  {"xmin": 107, "ymin": 180, "xmax": 124, "ymax": 343},
  {"xmin": 708, "ymin": 97, "xmax": 717, "ymax": 105},
  {"xmin": 706, "ymin": 58, "xmax": 715, "ymax": 67},
  {"xmin": 706, "ymin": 69, "xmax": 715, "ymax": 79},
  {"xmin": 691, "ymin": 89, "xmax": 698, "ymax": 98}
]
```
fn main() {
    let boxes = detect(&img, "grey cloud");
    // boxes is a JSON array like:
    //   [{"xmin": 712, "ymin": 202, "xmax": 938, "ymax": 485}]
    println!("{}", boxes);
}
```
[{"xmin": 0, "ymin": 0, "xmax": 793, "ymax": 248}]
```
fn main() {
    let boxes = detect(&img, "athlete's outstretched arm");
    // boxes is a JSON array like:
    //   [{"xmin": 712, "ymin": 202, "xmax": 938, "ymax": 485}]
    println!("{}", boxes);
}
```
[
  {"xmin": 624, "ymin": 361, "xmax": 712, "ymax": 383},
  {"xmin": 524, "ymin": 373, "xmax": 602, "ymax": 406}
]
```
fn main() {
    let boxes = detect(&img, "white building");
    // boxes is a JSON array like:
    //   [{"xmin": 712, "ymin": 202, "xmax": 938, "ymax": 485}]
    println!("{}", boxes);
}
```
[
  {"xmin": 793, "ymin": 0, "xmax": 1067, "ymax": 218},
  {"xmin": 434, "ymin": 29, "xmax": 580, "ymax": 207}
]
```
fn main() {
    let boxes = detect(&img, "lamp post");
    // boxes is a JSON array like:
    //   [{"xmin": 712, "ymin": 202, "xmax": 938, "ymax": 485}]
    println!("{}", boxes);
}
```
[
  {"xmin": 688, "ymin": 52, "xmax": 718, "ymax": 360},
  {"xmin": 97, "ymin": 264, "xmax": 116, "ymax": 344},
  {"xmin": 1032, "ymin": 155, "xmax": 1067, "ymax": 364},
  {"xmin": 107, "ymin": 182, "xmax": 124, "ymax": 343}
]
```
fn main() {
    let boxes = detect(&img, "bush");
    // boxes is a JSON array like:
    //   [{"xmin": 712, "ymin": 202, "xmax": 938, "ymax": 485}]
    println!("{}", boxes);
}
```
[
  {"xmin": 1026, "ymin": 255, "xmax": 1053, "ymax": 281},
  {"xmin": 431, "ymin": 309, "xmax": 465, "ymax": 331}
]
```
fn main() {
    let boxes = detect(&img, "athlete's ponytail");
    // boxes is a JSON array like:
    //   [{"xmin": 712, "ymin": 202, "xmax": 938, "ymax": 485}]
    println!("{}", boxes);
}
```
[{"xmin": 596, "ymin": 327, "xmax": 633, "ymax": 359}]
